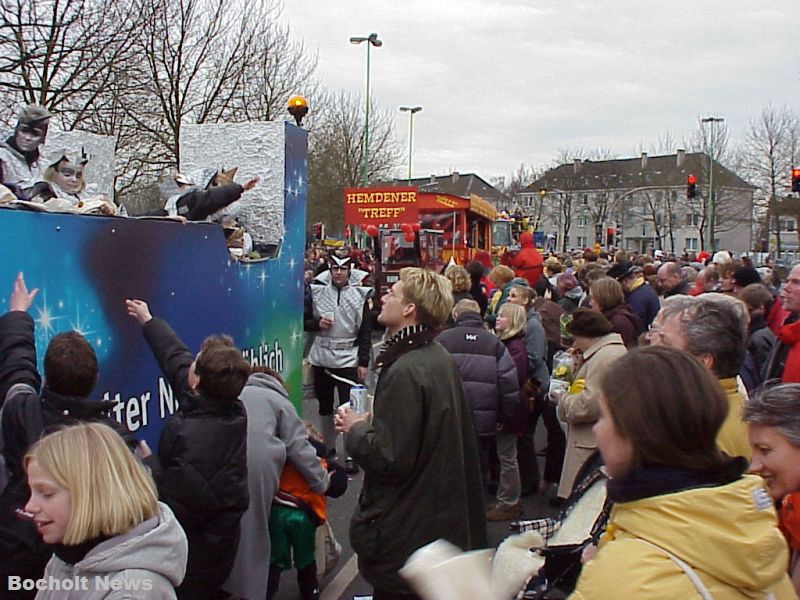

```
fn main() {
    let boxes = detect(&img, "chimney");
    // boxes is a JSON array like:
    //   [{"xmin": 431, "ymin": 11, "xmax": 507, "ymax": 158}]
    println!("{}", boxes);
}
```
[
  {"xmin": 430, "ymin": 174, "xmax": 437, "ymax": 184},
  {"xmin": 573, "ymin": 159, "xmax": 582, "ymax": 173},
  {"xmin": 451, "ymin": 171, "xmax": 460, "ymax": 184},
  {"xmin": 676, "ymin": 149, "xmax": 685, "ymax": 167},
  {"xmin": 641, "ymin": 152, "xmax": 648, "ymax": 169}
]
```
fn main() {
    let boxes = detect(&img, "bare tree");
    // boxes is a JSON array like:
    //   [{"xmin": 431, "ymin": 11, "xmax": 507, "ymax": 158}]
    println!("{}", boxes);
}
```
[
  {"xmin": 307, "ymin": 90, "xmax": 402, "ymax": 236},
  {"xmin": 229, "ymin": 22, "xmax": 319, "ymax": 123},
  {"xmin": 739, "ymin": 104, "xmax": 799, "ymax": 254},
  {"xmin": 503, "ymin": 163, "xmax": 540, "ymax": 197},
  {"xmin": 132, "ymin": 0, "xmax": 280, "ymax": 165},
  {"xmin": 0, "ymin": 0, "xmax": 143, "ymax": 125}
]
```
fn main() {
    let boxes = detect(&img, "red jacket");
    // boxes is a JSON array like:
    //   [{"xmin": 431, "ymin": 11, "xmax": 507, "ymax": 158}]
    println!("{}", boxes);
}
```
[
  {"xmin": 509, "ymin": 232, "xmax": 543, "ymax": 286},
  {"xmin": 781, "ymin": 493, "xmax": 800, "ymax": 551},
  {"xmin": 777, "ymin": 319, "xmax": 800, "ymax": 383},
  {"xmin": 768, "ymin": 297, "xmax": 790, "ymax": 335}
]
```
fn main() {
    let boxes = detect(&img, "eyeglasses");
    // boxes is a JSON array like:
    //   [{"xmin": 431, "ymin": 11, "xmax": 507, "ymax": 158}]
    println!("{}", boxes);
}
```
[
  {"xmin": 58, "ymin": 167, "xmax": 84, "ymax": 179},
  {"xmin": 646, "ymin": 322, "xmax": 665, "ymax": 342}
]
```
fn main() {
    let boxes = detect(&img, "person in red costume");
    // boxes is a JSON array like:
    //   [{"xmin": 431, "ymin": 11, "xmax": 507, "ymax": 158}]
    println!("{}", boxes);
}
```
[
  {"xmin": 744, "ymin": 383, "xmax": 800, "ymax": 596},
  {"xmin": 506, "ymin": 232, "xmax": 544, "ymax": 286}
]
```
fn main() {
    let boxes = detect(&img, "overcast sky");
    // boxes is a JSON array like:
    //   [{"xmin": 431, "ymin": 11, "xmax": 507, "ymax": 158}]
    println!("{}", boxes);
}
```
[{"xmin": 282, "ymin": 1, "xmax": 798, "ymax": 185}]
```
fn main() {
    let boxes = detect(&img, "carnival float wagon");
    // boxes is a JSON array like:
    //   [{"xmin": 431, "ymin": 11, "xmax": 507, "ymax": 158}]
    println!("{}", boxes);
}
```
[{"xmin": 0, "ymin": 121, "xmax": 307, "ymax": 446}]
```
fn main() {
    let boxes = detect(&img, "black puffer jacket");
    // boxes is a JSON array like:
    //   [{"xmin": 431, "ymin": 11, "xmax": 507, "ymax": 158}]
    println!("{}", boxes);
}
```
[
  {"xmin": 143, "ymin": 183, "xmax": 245, "ymax": 221},
  {"xmin": 142, "ymin": 317, "xmax": 248, "ymax": 600},
  {"xmin": 0, "ymin": 311, "xmax": 135, "ymax": 596},
  {"xmin": 436, "ymin": 311, "xmax": 520, "ymax": 436}
]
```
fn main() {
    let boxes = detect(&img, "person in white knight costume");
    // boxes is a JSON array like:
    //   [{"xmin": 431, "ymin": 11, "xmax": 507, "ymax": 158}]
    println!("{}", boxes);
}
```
[{"xmin": 304, "ymin": 253, "xmax": 372, "ymax": 471}]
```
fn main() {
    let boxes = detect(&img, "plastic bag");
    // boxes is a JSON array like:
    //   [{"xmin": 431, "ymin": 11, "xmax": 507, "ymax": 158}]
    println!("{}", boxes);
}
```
[
  {"xmin": 548, "ymin": 350, "xmax": 576, "ymax": 400},
  {"xmin": 315, "ymin": 521, "xmax": 342, "ymax": 577}
]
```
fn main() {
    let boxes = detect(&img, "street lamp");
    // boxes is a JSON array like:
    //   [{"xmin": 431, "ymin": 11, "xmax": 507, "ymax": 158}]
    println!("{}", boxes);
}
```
[
  {"xmin": 350, "ymin": 33, "xmax": 382, "ymax": 186},
  {"xmin": 399, "ymin": 106, "xmax": 422, "ymax": 183},
  {"xmin": 701, "ymin": 116, "xmax": 724, "ymax": 252}
]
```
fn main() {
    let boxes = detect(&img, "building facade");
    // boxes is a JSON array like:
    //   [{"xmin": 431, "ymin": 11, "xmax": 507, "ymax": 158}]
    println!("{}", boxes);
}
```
[{"xmin": 519, "ymin": 151, "xmax": 756, "ymax": 255}]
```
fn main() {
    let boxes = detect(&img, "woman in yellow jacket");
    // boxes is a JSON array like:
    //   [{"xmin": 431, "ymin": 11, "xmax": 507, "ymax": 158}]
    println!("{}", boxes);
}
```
[{"xmin": 571, "ymin": 346, "xmax": 794, "ymax": 599}]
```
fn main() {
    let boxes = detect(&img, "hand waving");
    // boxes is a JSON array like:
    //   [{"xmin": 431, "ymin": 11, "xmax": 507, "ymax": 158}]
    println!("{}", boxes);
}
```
[{"xmin": 10, "ymin": 272, "xmax": 38, "ymax": 313}]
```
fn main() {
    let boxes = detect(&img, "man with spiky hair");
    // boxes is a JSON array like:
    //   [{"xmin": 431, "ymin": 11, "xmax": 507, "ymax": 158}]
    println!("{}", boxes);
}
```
[{"xmin": 336, "ymin": 268, "xmax": 487, "ymax": 600}]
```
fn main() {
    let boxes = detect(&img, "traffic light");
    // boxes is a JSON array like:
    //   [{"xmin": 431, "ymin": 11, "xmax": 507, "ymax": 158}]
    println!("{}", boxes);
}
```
[
  {"xmin": 792, "ymin": 168, "xmax": 800, "ymax": 193},
  {"xmin": 606, "ymin": 227, "xmax": 615, "ymax": 247},
  {"xmin": 313, "ymin": 222, "xmax": 322, "ymax": 240},
  {"xmin": 687, "ymin": 174, "xmax": 697, "ymax": 199}
]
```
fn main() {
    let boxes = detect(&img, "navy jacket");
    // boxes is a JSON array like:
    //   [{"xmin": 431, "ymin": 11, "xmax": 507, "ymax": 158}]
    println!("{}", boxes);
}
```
[
  {"xmin": 436, "ymin": 312, "xmax": 520, "ymax": 436},
  {"xmin": 626, "ymin": 282, "xmax": 660, "ymax": 334}
]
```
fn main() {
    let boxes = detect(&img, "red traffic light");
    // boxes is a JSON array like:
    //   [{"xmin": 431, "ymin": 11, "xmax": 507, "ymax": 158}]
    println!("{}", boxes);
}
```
[
  {"xmin": 686, "ymin": 174, "xmax": 697, "ymax": 199},
  {"xmin": 793, "ymin": 168, "xmax": 800, "ymax": 192}
]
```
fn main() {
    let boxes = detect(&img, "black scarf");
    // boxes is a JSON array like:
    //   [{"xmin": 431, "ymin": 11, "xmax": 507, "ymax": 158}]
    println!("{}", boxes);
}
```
[
  {"xmin": 52, "ymin": 534, "xmax": 111, "ymax": 565},
  {"xmin": 607, "ymin": 456, "xmax": 747, "ymax": 504},
  {"xmin": 375, "ymin": 325, "xmax": 436, "ymax": 370}
]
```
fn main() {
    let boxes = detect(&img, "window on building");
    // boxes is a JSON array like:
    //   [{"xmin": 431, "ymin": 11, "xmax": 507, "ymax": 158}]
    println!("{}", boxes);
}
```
[
  {"xmin": 684, "ymin": 238, "xmax": 699, "ymax": 251},
  {"xmin": 577, "ymin": 236, "xmax": 587, "ymax": 247},
  {"xmin": 581, "ymin": 194, "xmax": 588, "ymax": 205},
  {"xmin": 670, "ymin": 190, "xmax": 677, "ymax": 202},
  {"xmin": 780, "ymin": 218, "xmax": 796, "ymax": 232},
  {"xmin": 686, "ymin": 214, "xmax": 701, "ymax": 227},
  {"xmin": 578, "ymin": 216, "xmax": 588, "ymax": 227}
]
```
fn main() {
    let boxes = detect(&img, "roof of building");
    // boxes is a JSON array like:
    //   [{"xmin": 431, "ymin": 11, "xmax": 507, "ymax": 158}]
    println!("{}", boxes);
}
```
[
  {"xmin": 381, "ymin": 172, "xmax": 513, "ymax": 207},
  {"xmin": 522, "ymin": 152, "xmax": 756, "ymax": 194}
]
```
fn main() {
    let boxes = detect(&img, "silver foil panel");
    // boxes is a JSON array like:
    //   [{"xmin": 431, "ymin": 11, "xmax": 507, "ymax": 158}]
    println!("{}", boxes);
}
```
[{"xmin": 180, "ymin": 122, "xmax": 284, "ymax": 246}]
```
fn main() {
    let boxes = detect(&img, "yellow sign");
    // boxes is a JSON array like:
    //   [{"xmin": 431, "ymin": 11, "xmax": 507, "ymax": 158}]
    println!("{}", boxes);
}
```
[
  {"xmin": 435, "ymin": 195, "xmax": 458, "ymax": 208},
  {"xmin": 345, "ymin": 190, "xmax": 417, "ymax": 204},
  {"xmin": 469, "ymin": 194, "xmax": 497, "ymax": 220},
  {"xmin": 343, "ymin": 186, "xmax": 419, "ymax": 225}
]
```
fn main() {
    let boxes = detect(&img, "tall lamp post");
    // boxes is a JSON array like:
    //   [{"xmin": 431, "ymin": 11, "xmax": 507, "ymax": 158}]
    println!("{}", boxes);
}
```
[
  {"xmin": 350, "ymin": 33, "xmax": 382, "ymax": 187},
  {"xmin": 701, "ymin": 116, "xmax": 724, "ymax": 252},
  {"xmin": 399, "ymin": 106, "xmax": 422, "ymax": 183}
]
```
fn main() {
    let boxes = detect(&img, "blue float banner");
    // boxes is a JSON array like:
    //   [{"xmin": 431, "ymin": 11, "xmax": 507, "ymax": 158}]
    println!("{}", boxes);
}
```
[{"xmin": 0, "ymin": 123, "xmax": 307, "ymax": 447}]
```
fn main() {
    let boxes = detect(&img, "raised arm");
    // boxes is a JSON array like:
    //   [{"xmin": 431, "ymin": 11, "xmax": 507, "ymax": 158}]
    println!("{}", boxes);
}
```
[
  {"xmin": 126, "ymin": 299, "xmax": 193, "ymax": 398},
  {"xmin": 0, "ymin": 273, "xmax": 40, "ymax": 404}
]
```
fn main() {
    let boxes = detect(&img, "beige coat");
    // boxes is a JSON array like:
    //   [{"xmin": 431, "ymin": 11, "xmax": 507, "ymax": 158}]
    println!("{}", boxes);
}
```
[{"xmin": 557, "ymin": 333, "xmax": 627, "ymax": 498}]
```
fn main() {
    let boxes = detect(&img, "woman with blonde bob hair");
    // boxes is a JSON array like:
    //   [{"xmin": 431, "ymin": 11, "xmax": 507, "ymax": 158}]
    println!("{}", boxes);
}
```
[
  {"xmin": 24, "ymin": 422, "xmax": 188, "ymax": 599},
  {"xmin": 572, "ymin": 346, "xmax": 794, "ymax": 599}
]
